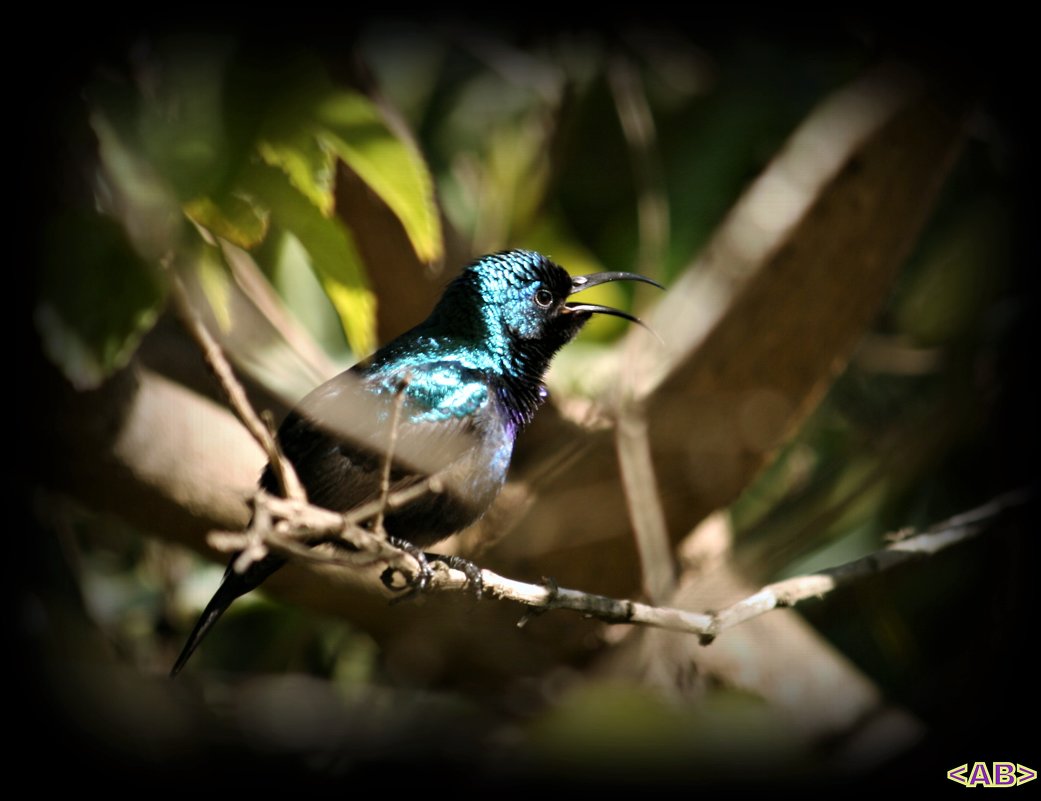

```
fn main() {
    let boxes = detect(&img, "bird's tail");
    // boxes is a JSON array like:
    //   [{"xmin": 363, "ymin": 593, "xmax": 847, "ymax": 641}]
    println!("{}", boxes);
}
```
[
  {"xmin": 169, "ymin": 576, "xmax": 240, "ymax": 677},
  {"xmin": 169, "ymin": 555, "xmax": 285, "ymax": 677}
]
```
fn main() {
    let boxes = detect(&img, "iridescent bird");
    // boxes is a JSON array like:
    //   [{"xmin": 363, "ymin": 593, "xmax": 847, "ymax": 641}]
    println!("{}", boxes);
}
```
[{"xmin": 171, "ymin": 250, "xmax": 661, "ymax": 675}]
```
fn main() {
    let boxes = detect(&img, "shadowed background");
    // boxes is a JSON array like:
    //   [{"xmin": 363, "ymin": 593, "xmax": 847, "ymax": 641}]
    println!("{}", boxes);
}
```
[{"xmin": 27, "ymin": 12, "xmax": 1037, "ymax": 790}]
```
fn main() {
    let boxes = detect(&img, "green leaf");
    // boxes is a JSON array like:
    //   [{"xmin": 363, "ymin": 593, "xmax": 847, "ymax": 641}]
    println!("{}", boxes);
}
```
[
  {"xmin": 267, "ymin": 230, "xmax": 352, "ymax": 362},
  {"xmin": 242, "ymin": 163, "xmax": 376, "ymax": 355},
  {"xmin": 184, "ymin": 192, "xmax": 270, "ymax": 249},
  {"xmin": 257, "ymin": 131, "xmax": 336, "ymax": 217},
  {"xmin": 316, "ymin": 90, "xmax": 442, "ymax": 263},
  {"xmin": 37, "ymin": 213, "xmax": 166, "ymax": 389}
]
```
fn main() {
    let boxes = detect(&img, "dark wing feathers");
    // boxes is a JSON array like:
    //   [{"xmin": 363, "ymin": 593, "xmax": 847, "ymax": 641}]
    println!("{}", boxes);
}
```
[{"xmin": 261, "ymin": 361, "xmax": 507, "ymax": 545}]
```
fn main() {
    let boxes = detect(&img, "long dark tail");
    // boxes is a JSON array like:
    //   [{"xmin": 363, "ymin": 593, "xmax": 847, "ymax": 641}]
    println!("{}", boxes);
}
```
[{"xmin": 169, "ymin": 554, "xmax": 286, "ymax": 677}]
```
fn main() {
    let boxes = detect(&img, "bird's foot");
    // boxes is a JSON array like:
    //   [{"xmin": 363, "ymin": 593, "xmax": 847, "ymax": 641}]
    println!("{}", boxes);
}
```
[
  {"xmin": 381, "ymin": 537, "xmax": 434, "ymax": 602},
  {"xmin": 425, "ymin": 553, "xmax": 484, "ymax": 599},
  {"xmin": 379, "ymin": 542, "xmax": 484, "ymax": 602}
]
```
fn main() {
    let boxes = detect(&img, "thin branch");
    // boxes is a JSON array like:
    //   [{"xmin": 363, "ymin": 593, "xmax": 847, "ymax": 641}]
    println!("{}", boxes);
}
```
[
  {"xmin": 344, "ymin": 476, "xmax": 444, "ymax": 528},
  {"xmin": 373, "ymin": 376, "xmax": 409, "ymax": 535},
  {"xmin": 207, "ymin": 484, "xmax": 1032, "ymax": 641},
  {"xmin": 164, "ymin": 262, "xmax": 306, "ymax": 503},
  {"xmin": 232, "ymin": 491, "xmax": 273, "ymax": 575},
  {"xmin": 433, "ymin": 568, "xmax": 716, "ymax": 633},
  {"xmin": 615, "ymin": 409, "xmax": 676, "ymax": 602},
  {"xmin": 213, "ymin": 490, "xmax": 427, "ymax": 580},
  {"xmin": 700, "ymin": 488, "xmax": 1033, "ymax": 642}
]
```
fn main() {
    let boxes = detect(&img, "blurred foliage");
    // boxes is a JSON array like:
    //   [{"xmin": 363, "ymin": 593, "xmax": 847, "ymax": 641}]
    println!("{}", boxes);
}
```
[
  {"xmin": 38, "ymin": 213, "xmax": 164, "ymax": 389},
  {"xmin": 33, "ymin": 20, "xmax": 1032, "ymax": 785},
  {"xmin": 39, "ymin": 35, "xmax": 446, "ymax": 384},
  {"xmin": 526, "ymin": 683, "xmax": 802, "ymax": 781}
]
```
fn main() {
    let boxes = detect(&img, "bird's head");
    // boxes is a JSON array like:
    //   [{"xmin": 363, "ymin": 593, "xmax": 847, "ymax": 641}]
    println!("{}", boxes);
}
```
[{"xmin": 444, "ymin": 250, "xmax": 661, "ymax": 366}]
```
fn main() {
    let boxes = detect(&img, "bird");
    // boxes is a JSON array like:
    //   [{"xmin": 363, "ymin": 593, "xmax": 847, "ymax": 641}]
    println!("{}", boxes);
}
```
[{"xmin": 170, "ymin": 249, "xmax": 661, "ymax": 676}]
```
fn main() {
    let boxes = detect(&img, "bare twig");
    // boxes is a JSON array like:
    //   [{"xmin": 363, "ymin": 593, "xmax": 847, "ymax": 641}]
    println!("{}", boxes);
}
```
[
  {"xmin": 232, "ymin": 492, "xmax": 272, "ymax": 574},
  {"xmin": 164, "ymin": 262, "xmax": 306, "ymax": 503},
  {"xmin": 432, "ymin": 566, "xmax": 716, "ymax": 633},
  {"xmin": 374, "ymin": 377, "xmax": 409, "ymax": 535},
  {"xmin": 207, "ymin": 484, "xmax": 1031, "ymax": 639},
  {"xmin": 212, "ymin": 490, "xmax": 426, "ymax": 581},
  {"xmin": 344, "ymin": 476, "xmax": 444, "ymax": 528},
  {"xmin": 699, "ymin": 488, "xmax": 1033, "ymax": 642}
]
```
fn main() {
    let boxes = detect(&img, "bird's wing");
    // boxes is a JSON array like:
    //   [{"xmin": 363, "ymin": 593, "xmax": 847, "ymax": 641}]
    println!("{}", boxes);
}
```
[{"xmin": 266, "ymin": 361, "xmax": 499, "ymax": 515}]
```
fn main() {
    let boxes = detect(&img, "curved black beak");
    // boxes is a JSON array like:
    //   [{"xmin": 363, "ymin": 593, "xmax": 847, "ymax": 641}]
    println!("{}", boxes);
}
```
[
  {"xmin": 569, "ymin": 271, "xmax": 664, "ymax": 294},
  {"xmin": 565, "ymin": 271, "xmax": 664, "ymax": 335}
]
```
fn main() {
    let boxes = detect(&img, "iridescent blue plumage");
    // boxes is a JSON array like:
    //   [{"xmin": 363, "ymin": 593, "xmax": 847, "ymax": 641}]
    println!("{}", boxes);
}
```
[{"xmin": 170, "ymin": 249, "xmax": 661, "ymax": 676}]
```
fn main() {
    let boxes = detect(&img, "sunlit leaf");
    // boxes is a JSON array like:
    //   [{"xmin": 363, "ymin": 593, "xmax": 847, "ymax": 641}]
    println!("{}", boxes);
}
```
[
  {"xmin": 317, "ymin": 90, "xmax": 443, "ymax": 263},
  {"xmin": 37, "ymin": 214, "xmax": 165, "ymax": 389},
  {"xmin": 257, "ymin": 132, "xmax": 336, "ymax": 216},
  {"xmin": 243, "ymin": 162, "xmax": 376, "ymax": 355},
  {"xmin": 267, "ymin": 231, "xmax": 352, "ymax": 362},
  {"xmin": 184, "ymin": 193, "xmax": 269, "ymax": 249}
]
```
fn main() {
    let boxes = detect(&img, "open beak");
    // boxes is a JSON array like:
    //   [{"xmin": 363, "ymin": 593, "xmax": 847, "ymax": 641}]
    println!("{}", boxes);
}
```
[{"xmin": 564, "ymin": 271, "xmax": 664, "ymax": 329}]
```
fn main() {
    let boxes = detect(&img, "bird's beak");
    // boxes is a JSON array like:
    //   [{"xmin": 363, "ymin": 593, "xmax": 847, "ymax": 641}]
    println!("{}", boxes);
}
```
[{"xmin": 564, "ymin": 271, "xmax": 664, "ymax": 327}]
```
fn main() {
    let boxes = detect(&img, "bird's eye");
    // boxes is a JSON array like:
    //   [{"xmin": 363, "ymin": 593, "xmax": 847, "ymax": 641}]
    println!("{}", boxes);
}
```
[{"xmin": 534, "ymin": 288, "xmax": 554, "ymax": 308}]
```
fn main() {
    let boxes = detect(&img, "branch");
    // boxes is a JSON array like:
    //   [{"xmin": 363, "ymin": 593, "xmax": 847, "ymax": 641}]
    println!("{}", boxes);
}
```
[
  {"xmin": 493, "ymin": 489, "xmax": 1031, "ymax": 639},
  {"xmin": 206, "ymin": 487, "xmax": 1031, "ymax": 640},
  {"xmin": 706, "ymin": 488, "xmax": 1033, "ymax": 638},
  {"xmin": 164, "ymin": 263, "xmax": 306, "ymax": 503},
  {"xmin": 615, "ymin": 409, "xmax": 676, "ymax": 602},
  {"xmin": 373, "ymin": 377, "xmax": 409, "ymax": 535},
  {"xmin": 217, "ymin": 492, "xmax": 426, "ymax": 578}
]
